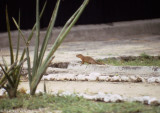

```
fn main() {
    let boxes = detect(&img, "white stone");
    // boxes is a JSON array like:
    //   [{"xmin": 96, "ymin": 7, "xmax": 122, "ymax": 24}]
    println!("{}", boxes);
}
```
[
  {"xmin": 147, "ymin": 77, "xmax": 156, "ymax": 83},
  {"xmin": 110, "ymin": 94, "xmax": 123, "ymax": 102},
  {"xmin": 55, "ymin": 75, "xmax": 66, "ymax": 81},
  {"xmin": 64, "ymin": 74, "xmax": 76, "ymax": 81},
  {"xmin": 76, "ymin": 93, "xmax": 85, "ymax": 97},
  {"xmin": 132, "ymin": 97, "xmax": 144, "ymax": 103},
  {"xmin": 98, "ymin": 76, "xmax": 108, "ymax": 81},
  {"xmin": 110, "ymin": 76, "xmax": 121, "ymax": 82},
  {"xmin": 155, "ymin": 77, "xmax": 160, "ymax": 83},
  {"xmin": 42, "ymin": 74, "xmax": 57, "ymax": 80},
  {"xmin": 148, "ymin": 98, "xmax": 159, "ymax": 105},
  {"xmin": 59, "ymin": 91, "xmax": 73, "ymax": 96},
  {"xmin": 86, "ymin": 76, "xmax": 97, "ymax": 81},
  {"xmin": 142, "ymin": 96, "xmax": 150, "ymax": 104},
  {"xmin": 104, "ymin": 94, "xmax": 113, "ymax": 102},
  {"xmin": 121, "ymin": 76, "xmax": 129, "ymax": 82},
  {"xmin": 76, "ymin": 74, "xmax": 86, "ymax": 81},
  {"xmin": 36, "ymin": 90, "xmax": 44, "ymax": 94},
  {"xmin": 104, "ymin": 96, "xmax": 111, "ymax": 102},
  {"xmin": 95, "ymin": 92, "xmax": 106, "ymax": 101},
  {"xmin": 0, "ymin": 88, "xmax": 6, "ymax": 96},
  {"xmin": 82, "ymin": 94, "xmax": 96, "ymax": 100},
  {"xmin": 26, "ymin": 90, "xmax": 30, "ymax": 94},
  {"xmin": 106, "ymin": 76, "xmax": 111, "ymax": 81}
]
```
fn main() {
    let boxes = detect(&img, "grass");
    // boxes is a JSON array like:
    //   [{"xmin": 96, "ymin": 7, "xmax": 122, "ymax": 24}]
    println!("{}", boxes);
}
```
[
  {"xmin": 98, "ymin": 54, "xmax": 160, "ymax": 67},
  {"xmin": 0, "ymin": 93, "xmax": 160, "ymax": 113}
]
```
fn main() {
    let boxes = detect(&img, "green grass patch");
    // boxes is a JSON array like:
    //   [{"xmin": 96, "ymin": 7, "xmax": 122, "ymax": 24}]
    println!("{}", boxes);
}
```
[
  {"xmin": 0, "ymin": 94, "xmax": 160, "ymax": 113},
  {"xmin": 98, "ymin": 54, "xmax": 160, "ymax": 66}
]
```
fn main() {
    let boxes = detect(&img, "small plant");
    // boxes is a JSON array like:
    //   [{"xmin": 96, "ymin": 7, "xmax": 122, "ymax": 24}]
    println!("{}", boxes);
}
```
[
  {"xmin": 140, "ymin": 52, "xmax": 151, "ymax": 59},
  {"xmin": 98, "ymin": 55, "xmax": 160, "ymax": 66},
  {"xmin": 0, "ymin": 7, "xmax": 26, "ymax": 98},
  {"xmin": 13, "ymin": 0, "xmax": 89, "ymax": 95}
]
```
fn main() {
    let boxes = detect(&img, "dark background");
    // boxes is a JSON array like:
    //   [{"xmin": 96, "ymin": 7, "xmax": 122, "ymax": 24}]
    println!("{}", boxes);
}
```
[{"xmin": 0, "ymin": 0, "xmax": 160, "ymax": 32}]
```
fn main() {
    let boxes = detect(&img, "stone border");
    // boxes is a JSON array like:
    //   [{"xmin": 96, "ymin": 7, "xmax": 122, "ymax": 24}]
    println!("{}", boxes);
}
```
[
  {"xmin": 42, "ymin": 73, "xmax": 160, "ymax": 83},
  {"xmin": 1, "ymin": 88, "xmax": 159, "ymax": 106}
]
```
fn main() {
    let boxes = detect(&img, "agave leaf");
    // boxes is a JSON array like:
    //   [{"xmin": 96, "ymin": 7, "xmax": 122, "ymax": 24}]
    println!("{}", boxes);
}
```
[
  {"xmin": 12, "ymin": 1, "xmax": 47, "ymax": 86},
  {"xmin": 2, "ymin": 56, "xmax": 9, "ymax": 71},
  {"xmin": 27, "ymin": 1, "xmax": 47, "ymax": 43},
  {"xmin": 12, "ymin": 18, "xmax": 27, "ymax": 45},
  {"xmin": 43, "ymin": 0, "xmax": 89, "ymax": 67},
  {"xmin": 0, "ymin": 61, "xmax": 18, "ymax": 86},
  {"xmin": 0, "ymin": 58, "xmax": 27, "ymax": 87},
  {"xmin": 0, "ymin": 64, "xmax": 14, "ymax": 88},
  {"xmin": 32, "ymin": 0, "xmax": 40, "ymax": 76},
  {"xmin": 6, "ymin": 6, "xmax": 14, "ymax": 64},
  {"xmin": 30, "ymin": 0, "xmax": 89, "ymax": 95},
  {"xmin": 38, "ymin": 0, "xmax": 60, "ymax": 67},
  {"xmin": 15, "ymin": 10, "xmax": 21, "ymax": 61},
  {"xmin": 26, "ymin": 47, "xmax": 32, "ymax": 85},
  {"xmin": 15, "ymin": 58, "xmax": 27, "ymax": 88},
  {"xmin": 30, "ymin": 56, "xmax": 55, "ymax": 92}
]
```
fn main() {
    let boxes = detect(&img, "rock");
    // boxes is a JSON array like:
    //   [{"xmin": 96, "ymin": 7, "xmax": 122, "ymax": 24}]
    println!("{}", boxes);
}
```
[
  {"xmin": 42, "ymin": 74, "xmax": 57, "ymax": 80},
  {"xmin": 86, "ymin": 75, "xmax": 98, "ymax": 81},
  {"xmin": 64, "ymin": 74, "xmax": 76, "ymax": 81},
  {"xmin": 82, "ymin": 94, "xmax": 96, "ymax": 100},
  {"xmin": 104, "ymin": 96, "xmax": 111, "ymax": 102},
  {"xmin": 136, "ymin": 76, "xmax": 143, "ymax": 82},
  {"xmin": 132, "ymin": 97, "xmax": 144, "ymax": 103},
  {"xmin": 104, "ymin": 94, "xmax": 123, "ymax": 102},
  {"xmin": 110, "ymin": 76, "xmax": 121, "ymax": 82},
  {"xmin": 98, "ymin": 76, "xmax": 108, "ymax": 81},
  {"xmin": 106, "ymin": 76, "xmax": 111, "ymax": 81},
  {"xmin": 76, "ymin": 74, "xmax": 86, "ymax": 81},
  {"xmin": 130, "ymin": 76, "xmax": 138, "ymax": 82},
  {"xmin": 110, "ymin": 94, "xmax": 123, "ymax": 102},
  {"xmin": 95, "ymin": 92, "xmax": 106, "ymax": 101},
  {"xmin": 36, "ymin": 90, "xmax": 44, "ymax": 94},
  {"xmin": 121, "ymin": 76, "xmax": 129, "ymax": 82},
  {"xmin": 155, "ymin": 77, "xmax": 160, "ymax": 83},
  {"xmin": 55, "ymin": 75, "xmax": 66, "ymax": 81},
  {"xmin": 142, "ymin": 96, "xmax": 150, "ymax": 104},
  {"xmin": 85, "ymin": 72, "xmax": 100, "ymax": 81},
  {"xmin": 147, "ymin": 77, "xmax": 156, "ymax": 83},
  {"xmin": 59, "ymin": 91, "xmax": 73, "ymax": 96},
  {"xmin": 0, "ymin": 88, "xmax": 6, "ymax": 96},
  {"xmin": 148, "ymin": 98, "xmax": 160, "ymax": 105},
  {"xmin": 26, "ymin": 90, "xmax": 30, "ymax": 94}
]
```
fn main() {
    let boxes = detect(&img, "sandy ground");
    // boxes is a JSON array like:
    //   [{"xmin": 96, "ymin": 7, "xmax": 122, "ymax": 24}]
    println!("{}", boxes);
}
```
[
  {"xmin": 1, "ymin": 20, "xmax": 160, "ymax": 99},
  {"xmin": 19, "ymin": 81, "xmax": 160, "ymax": 99}
]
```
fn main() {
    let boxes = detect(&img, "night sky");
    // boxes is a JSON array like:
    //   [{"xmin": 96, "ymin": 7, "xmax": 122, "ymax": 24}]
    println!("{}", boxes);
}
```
[{"xmin": 0, "ymin": 0, "xmax": 159, "ymax": 32}]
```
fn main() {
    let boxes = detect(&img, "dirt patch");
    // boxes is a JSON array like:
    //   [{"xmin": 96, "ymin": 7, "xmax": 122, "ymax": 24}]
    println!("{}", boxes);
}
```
[{"xmin": 49, "ymin": 62, "xmax": 69, "ymax": 68}]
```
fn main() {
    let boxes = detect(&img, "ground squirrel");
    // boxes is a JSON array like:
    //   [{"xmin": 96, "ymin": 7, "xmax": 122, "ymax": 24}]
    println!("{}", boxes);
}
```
[{"xmin": 76, "ymin": 54, "xmax": 105, "ymax": 65}]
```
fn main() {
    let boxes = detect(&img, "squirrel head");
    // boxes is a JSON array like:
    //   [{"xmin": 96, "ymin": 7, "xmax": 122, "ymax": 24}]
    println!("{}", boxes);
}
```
[{"xmin": 76, "ymin": 54, "xmax": 83, "ymax": 58}]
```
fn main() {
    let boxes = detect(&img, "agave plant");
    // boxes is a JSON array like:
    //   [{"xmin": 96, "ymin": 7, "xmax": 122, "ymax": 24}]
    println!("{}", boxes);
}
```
[
  {"xmin": 0, "ymin": 7, "xmax": 27, "ymax": 98},
  {"xmin": 13, "ymin": 0, "xmax": 89, "ymax": 95}
]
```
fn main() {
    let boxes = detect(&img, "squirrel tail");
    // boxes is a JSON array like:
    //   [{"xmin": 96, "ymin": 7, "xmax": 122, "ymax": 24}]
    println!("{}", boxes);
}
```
[{"xmin": 96, "ymin": 62, "xmax": 105, "ymax": 65}]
